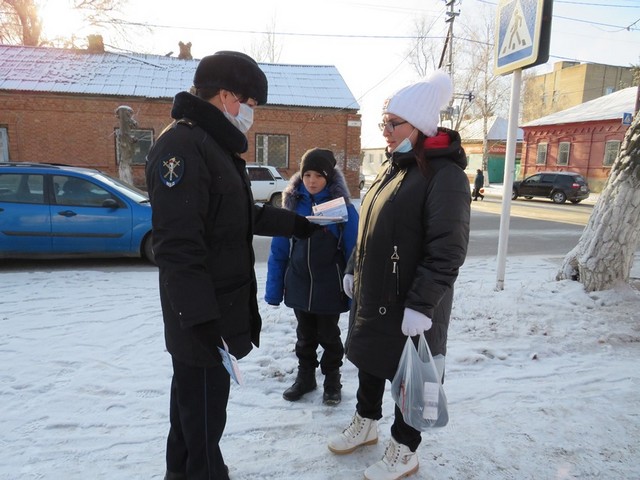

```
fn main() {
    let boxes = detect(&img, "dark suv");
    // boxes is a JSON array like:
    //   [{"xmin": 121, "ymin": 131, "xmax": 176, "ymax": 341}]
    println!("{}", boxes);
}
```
[{"xmin": 512, "ymin": 172, "xmax": 590, "ymax": 204}]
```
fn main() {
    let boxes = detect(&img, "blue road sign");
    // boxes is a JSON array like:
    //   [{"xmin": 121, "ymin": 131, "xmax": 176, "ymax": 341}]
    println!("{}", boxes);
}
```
[
  {"xmin": 622, "ymin": 113, "xmax": 633, "ymax": 125},
  {"xmin": 495, "ymin": 0, "xmax": 550, "ymax": 75}
]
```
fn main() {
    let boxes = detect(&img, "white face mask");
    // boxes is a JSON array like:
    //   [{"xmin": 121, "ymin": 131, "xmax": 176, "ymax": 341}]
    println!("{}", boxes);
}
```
[
  {"xmin": 223, "ymin": 93, "xmax": 255, "ymax": 134},
  {"xmin": 392, "ymin": 128, "xmax": 416, "ymax": 153}
]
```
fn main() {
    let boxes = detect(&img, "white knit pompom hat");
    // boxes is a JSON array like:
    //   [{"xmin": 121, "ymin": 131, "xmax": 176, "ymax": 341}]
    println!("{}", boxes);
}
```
[{"xmin": 382, "ymin": 70, "xmax": 453, "ymax": 136}]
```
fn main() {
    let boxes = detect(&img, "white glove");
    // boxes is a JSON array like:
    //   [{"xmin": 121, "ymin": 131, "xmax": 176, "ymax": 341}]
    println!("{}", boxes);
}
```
[
  {"xmin": 401, "ymin": 308, "xmax": 432, "ymax": 336},
  {"xmin": 343, "ymin": 274, "xmax": 354, "ymax": 299}
]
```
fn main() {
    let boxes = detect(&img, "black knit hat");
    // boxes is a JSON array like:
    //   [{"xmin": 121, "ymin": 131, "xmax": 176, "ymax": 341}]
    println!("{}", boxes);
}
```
[
  {"xmin": 193, "ymin": 51, "xmax": 268, "ymax": 105},
  {"xmin": 300, "ymin": 148, "xmax": 337, "ymax": 181}
]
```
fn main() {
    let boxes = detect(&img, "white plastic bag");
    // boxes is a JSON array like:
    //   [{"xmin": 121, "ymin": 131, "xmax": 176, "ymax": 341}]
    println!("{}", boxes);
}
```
[{"xmin": 391, "ymin": 333, "xmax": 448, "ymax": 430}]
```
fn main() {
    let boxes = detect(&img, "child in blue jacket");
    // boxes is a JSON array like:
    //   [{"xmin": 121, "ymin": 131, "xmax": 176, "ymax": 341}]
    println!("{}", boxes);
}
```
[{"xmin": 265, "ymin": 148, "xmax": 359, "ymax": 405}]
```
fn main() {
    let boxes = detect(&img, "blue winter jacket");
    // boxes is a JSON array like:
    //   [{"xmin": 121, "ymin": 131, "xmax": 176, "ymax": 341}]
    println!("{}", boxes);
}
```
[{"xmin": 265, "ymin": 168, "xmax": 358, "ymax": 314}]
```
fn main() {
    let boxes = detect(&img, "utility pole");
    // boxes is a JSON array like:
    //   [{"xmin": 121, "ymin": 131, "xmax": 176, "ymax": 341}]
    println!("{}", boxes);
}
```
[
  {"xmin": 439, "ymin": 0, "xmax": 463, "ymax": 129},
  {"xmin": 438, "ymin": 0, "xmax": 459, "ymax": 76}
]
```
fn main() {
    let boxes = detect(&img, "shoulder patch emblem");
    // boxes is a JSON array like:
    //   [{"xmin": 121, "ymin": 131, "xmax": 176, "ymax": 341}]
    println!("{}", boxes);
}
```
[{"xmin": 159, "ymin": 156, "xmax": 184, "ymax": 188}]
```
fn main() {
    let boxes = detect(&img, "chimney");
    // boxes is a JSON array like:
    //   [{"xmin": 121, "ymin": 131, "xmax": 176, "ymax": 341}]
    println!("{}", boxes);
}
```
[
  {"xmin": 87, "ymin": 35, "xmax": 105, "ymax": 53},
  {"xmin": 178, "ymin": 41, "xmax": 193, "ymax": 60}
]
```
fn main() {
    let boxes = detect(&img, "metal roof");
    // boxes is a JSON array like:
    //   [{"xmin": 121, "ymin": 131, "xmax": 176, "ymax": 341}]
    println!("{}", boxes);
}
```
[
  {"xmin": 521, "ymin": 87, "xmax": 637, "ymax": 127},
  {"xmin": 458, "ymin": 116, "xmax": 523, "ymax": 141},
  {"xmin": 0, "ymin": 44, "xmax": 359, "ymax": 110}
]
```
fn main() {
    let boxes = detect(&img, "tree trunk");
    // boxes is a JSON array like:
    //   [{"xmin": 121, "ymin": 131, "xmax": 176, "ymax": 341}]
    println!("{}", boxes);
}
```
[
  {"xmin": 115, "ymin": 105, "xmax": 136, "ymax": 186},
  {"xmin": 557, "ymin": 111, "xmax": 640, "ymax": 291}
]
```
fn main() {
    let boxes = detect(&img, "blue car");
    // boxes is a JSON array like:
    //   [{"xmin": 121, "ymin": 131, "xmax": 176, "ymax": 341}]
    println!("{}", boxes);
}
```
[{"xmin": 0, "ymin": 163, "xmax": 154, "ymax": 262}]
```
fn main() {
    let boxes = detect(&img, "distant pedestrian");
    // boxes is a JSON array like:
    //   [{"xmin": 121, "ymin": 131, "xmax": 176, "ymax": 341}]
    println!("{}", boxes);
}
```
[
  {"xmin": 265, "ymin": 148, "xmax": 359, "ymax": 406},
  {"xmin": 473, "ymin": 169, "xmax": 485, "ymax": 201}
]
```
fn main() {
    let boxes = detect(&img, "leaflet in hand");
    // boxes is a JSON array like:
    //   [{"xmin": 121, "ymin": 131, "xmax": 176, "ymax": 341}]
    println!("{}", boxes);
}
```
[
  {"xmin": 307, "ymin": 197, "xmax": 348, "ymax": 225},
  {"xmin": 217, "ymin": 338, "xmax": 244, "ymax": 385}
]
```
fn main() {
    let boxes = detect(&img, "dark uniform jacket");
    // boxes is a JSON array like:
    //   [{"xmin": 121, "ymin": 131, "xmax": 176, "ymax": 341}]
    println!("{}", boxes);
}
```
[
  {"xmin": 146, "ymin": 92, "xmax": 297, "ymax": 367},
  {"xmin": 265, "ymin": 168, "xmax": 359, "ymax": 314},
  {"xmin": 345, "ymin": 128, "xmax": 471, "ymax": 380}
]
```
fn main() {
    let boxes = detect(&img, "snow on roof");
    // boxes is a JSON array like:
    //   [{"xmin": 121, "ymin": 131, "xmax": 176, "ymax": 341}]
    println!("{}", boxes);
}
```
[
  {"xmin": 521, "ymin": 87, "xmax": 638, "ymax": 127},
  {"xmin": 0, "ymin": 45, "xmax": 359, "ymax": 110},
  {"xmin": 458, "ymin": 116, "xmax": 523, "ymax": 141}
]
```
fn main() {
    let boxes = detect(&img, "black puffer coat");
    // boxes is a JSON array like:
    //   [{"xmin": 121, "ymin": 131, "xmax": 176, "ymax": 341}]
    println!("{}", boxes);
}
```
[
  {"xmin": 146, "ymin": 92, "xmax": 298, "ymax": 367},
  {"xmin": 345, "ymin": 128, "xmax": 471, "ymax": 380}
]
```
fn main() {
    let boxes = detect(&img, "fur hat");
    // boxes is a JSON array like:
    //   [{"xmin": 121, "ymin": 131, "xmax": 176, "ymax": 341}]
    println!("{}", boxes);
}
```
[
  {"xmin": 382, "ymin": 71, "xmax": 453, "ymax": 136},
  {"xmin": 300, "ymin": 148, "xmax": 336, "ymax": 181},
  {"xmin": 193, "ymin": 51, "xmax": 268, "ymax": 105}
]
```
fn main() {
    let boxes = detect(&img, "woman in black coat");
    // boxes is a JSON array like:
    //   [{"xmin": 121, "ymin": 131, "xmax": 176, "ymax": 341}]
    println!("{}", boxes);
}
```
[{"xmin": 327, "ymin": 71, "xmax": 470, "ymax": 480}]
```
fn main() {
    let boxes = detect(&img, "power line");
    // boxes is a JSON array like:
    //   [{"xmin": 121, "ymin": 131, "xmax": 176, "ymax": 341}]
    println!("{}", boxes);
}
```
[{"xmin": 475, "ymin": 0, "xmax": 640, "ymax": 8}]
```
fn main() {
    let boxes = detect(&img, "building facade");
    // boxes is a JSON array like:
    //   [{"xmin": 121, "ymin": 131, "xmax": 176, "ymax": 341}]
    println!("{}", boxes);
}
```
[
  {"xmin": 520, "ymin": 87, "xmax": 638, "ymax": 192},
  {"xmin": 458, "ymin": 116, "xmax": 523, "ymax": 184},
  {"xmin": 0, "ymin": 45, "xmax": 362, "ymax": 196},
  {"xmin": 522, "ymin": 61, "xmax": 635, "ymax": 124}
]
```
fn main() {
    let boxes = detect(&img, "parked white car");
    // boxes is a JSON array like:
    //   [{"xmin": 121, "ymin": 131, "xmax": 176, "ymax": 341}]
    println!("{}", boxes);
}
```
[{"xmin": 246, "ymin": 164, "xmax": 288, "ymax": 208}]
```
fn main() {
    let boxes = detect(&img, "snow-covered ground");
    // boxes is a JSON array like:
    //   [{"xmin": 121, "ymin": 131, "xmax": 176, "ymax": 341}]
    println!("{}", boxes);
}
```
[{"xmin": 2, "ymin": 253, "xmax": 639, "ymax": 480}]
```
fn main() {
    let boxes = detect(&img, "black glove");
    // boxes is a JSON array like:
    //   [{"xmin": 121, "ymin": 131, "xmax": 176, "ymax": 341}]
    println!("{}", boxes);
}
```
[{"xmin": 292, "ymin": 215, "xmax": 322, "ymax": 239}]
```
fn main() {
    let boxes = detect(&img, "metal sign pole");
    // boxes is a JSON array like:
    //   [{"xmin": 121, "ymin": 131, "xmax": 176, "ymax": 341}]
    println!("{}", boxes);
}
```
[{"xmin": 495, "ymin": 68, "xmax": 522, "ymax": 291}]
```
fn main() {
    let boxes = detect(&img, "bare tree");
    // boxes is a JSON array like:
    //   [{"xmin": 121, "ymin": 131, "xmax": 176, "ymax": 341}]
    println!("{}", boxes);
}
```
[
  {"xmin": 249, "ymin": 16, "xmax": 282, "ymax": 63},
  {"xmin": 456, "ymin": 16, "xmax": 509, "ymax": 170},
  {"xmin": 557, "ymin": 111, "xmax": 640, "ymax": 292},
  {"xmin": 409, "ymin": 4, "xmax": 508, "ymax": 173},
  {"xmin": 405, "ymin": 15, "xmax": 441, "ymax": 78},
  {"xmin": 0, "ymin": 0, "xmax": 126, "ymax": 47},
  {"xmin": 0, "ymin": 0, "xmax": 42, "ymax": 45}
]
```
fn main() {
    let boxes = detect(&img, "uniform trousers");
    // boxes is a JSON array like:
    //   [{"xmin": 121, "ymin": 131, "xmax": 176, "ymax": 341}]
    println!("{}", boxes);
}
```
[
  {"xmin": 355, "ymin": 368, "xmax": 422, "ymax": 452},
  {"xmin": 166, "ymin": 357, "xmax": 231, "ymax": 480},
  {"xmin": 293, "ymin": 309, "xmax": 344, "ymax": 374}
]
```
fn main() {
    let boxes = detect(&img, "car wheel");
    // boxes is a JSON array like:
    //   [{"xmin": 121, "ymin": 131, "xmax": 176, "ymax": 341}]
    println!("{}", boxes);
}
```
[
  {"xmin": 551, "ymin": 190, "xmax": 567, "ymax": 204},
  {"xmin": 570, "ymin": 199, "xmax": 581, "ymax": 204},
  {"xmin": 269, "ymin": 192, "xmax": 283, "ymax": 208},
  {"xmin": 143, "ymin": 234, "xmax": 156, "ymax": 265},
  {"xmin": 359, "ymin": 180, "xmax": 365, "ymax": 190},
  {"xmin": 511, "ymin": 190, "xmax": 518, "ymax": 200},
  {"xmin": 524, "ymin": 196, "xmax": 533, "ymax": 200}
]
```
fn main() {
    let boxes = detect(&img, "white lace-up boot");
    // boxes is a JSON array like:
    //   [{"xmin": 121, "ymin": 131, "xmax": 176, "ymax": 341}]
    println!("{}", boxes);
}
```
[
  {"xmin": 327, "ymin": 412, "xmax": 378, "ymax": 454},
  {"xmin": 364, "ymin": 436, "xmax": 419, "ymax": 480}
]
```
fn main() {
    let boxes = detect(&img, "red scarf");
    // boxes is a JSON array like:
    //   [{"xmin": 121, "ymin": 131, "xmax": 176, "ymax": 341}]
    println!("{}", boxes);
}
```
[{"xmin": 423, "ymin": 131, "xmax": 450, "ymax": 149}]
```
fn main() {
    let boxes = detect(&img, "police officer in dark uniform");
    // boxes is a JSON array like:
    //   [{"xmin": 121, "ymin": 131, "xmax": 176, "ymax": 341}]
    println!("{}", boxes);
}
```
[{"xmin": 146, "ymin": 51, "xmax": 319, "ymax": 480}]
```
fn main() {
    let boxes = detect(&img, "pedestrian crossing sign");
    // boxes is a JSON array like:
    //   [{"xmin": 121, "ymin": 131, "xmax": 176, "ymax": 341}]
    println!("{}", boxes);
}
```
[{"xmin": 494, "ymin": 0, "xmax": 553, "ymax": 75}]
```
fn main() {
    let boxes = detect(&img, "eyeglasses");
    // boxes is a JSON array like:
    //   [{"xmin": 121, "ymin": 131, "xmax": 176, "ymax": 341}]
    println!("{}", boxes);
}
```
[
  {"xmin": 378, "ymin": 120, "xmax": 408, "ymax": 132},
  {"xmin": 231, "ymin": 91, "xmax": 257, "ymax": 107}
]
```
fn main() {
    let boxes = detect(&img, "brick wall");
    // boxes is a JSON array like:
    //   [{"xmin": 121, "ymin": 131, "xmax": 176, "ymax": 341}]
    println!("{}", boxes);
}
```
[
  {"xmin": 0, "ymin": 92, "xmax": 361, "ymax": 196},
  {"xmin": 521, "ymin": 120, "xmax": 627, "ymax": 191}
]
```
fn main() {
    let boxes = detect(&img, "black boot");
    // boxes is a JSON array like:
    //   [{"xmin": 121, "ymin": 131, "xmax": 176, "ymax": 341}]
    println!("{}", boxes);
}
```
[
  {"xmin": 283, "ymin": 368, "xmax": 317, "ymax": 401},
  {"xmin": 323, "ymin": 371, "xmax": 342, "ymax": 406}
]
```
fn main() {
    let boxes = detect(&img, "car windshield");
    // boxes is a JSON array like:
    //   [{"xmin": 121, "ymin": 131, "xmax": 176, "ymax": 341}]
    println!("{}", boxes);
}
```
[{"xmin": 92, "ymin": 173, "xmax": 149, "ymax": 203}]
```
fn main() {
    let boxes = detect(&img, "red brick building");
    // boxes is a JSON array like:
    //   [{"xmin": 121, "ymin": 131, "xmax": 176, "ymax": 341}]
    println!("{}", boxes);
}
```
[
  {"xmin": 0, "ymin": 45, "xmax": 362, "ymax": 196},
  {"xmin": 520, "ymin": 87, "xmax": 639, "ymax": 192}
]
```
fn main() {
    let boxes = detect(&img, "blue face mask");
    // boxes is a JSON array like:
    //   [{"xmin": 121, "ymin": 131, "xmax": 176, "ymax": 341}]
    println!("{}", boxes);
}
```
[
  {"xmin": 391, "ymin": 128, "xmax": 416, "ymax": 153},
  {"xmin": 393, "ymin": 137, "xmax": 413, "ymax": 153}
]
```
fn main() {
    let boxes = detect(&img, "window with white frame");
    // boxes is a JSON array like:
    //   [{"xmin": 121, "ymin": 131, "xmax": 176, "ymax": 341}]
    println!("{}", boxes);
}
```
[
  {"xmin": 0, "ymin": 127, "xmax": 9, "ymax": 162},
  {"xmin": 603, "ymin": 140, "xmax": 620, "ymax": 167},
  {"xmin": 557, "ymin": 142, "xmax": 570, "ymax": 166},
  {"xmin": 256, "ymin": 134, "xmax": 289, "ymax": 168},
  {"xmin": 115, "ymin": 128, "xmax": 153, "ymax": 165},
  {"xmin": 536, "ymin": 143, "xmax": 547, "ymax": 165}
]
